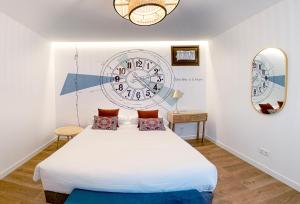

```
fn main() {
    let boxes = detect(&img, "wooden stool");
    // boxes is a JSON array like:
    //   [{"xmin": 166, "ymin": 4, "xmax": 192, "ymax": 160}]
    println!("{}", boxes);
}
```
[{"xmin": 55, "ymin": 126, "xmax": 83, "ymax": 149}]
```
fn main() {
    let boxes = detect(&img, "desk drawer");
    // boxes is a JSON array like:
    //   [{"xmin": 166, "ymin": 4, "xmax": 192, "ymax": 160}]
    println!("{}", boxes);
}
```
[{"xmin": 173, "ymin": 114, "xmax": 207, "ymax": 123}]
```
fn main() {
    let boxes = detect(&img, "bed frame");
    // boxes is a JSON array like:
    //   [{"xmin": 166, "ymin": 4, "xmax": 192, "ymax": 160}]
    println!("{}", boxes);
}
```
[
  {"xmin": 45, "ymin": 191, "xmax": 68, "ymax": 204},
  {"xmin": 44, "ymin": 190, "xmax": 214, "ymax": 204}
]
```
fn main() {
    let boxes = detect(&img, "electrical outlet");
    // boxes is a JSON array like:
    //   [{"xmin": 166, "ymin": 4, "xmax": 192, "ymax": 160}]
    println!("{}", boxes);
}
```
[{"xmin": 259, "ymin": 148, "xmax": 270, "ymax": 157}]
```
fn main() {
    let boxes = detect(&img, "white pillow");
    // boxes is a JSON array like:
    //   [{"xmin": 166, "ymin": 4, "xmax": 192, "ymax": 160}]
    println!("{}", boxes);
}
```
[
  {"xmin": 128, "ymin": 115, "xmax": 138, "ymax": 125},
  {"xmin": 162, "ymin": 117, "xmax": 169, "ymax": 126},
  {"xmin": 118, "ymin": 115, "xmax": 128, "ymax": 125},
  {"xmin": 118, "ymin": 115, "xmax": 138, "ymax": 125}
]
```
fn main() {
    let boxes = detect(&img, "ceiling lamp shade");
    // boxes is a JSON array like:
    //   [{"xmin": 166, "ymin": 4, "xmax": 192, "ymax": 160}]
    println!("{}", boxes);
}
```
[{"xmin": 114, "ymin": 0, "xmax": 180, "ymax": 26}]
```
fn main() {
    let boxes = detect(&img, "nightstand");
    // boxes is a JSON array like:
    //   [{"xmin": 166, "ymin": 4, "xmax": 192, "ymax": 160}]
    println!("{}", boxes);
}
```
[
  {"xmin": 55, "ymin": 126, "xmax": 83, "ymax": 149},
  {"xmin": 167, "ymin": 111, "xmax": 208, "ymax": 142}
]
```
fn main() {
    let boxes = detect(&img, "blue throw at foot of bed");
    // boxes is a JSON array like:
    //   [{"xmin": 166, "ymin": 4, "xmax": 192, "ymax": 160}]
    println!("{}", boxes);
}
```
[{"xmin": 64, "ymin": 189, "xmax": 212, "ymax": 204}]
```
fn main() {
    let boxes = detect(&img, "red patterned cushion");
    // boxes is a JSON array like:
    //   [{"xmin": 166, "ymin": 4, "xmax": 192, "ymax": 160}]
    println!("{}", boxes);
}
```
[
  {"xmin": 98, "ymin": 109, "xmax": 119, "ymax": 117},
  {"xmin": 139, "ymin": 118, "xmax": 166, "ymax": 131},
  {"xmin": 137, "ymin": 110, "xmax": 159, "ymax": 118},
  {"xmin": 98, "ymin": 109, "xmax": 119, "ymax": 127},
  {"xmin": 92, "ymin": 116, "xmax": 117, "ymax": 130},
  {"xmin": 137, "ymin": 110, "xmax": 159, "ymax": 127}
]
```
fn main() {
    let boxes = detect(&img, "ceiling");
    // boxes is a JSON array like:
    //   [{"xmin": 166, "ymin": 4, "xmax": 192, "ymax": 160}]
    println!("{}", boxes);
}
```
[{"xmin": 0, "ymin": 0, "xmax": 283, "ymax": 41}]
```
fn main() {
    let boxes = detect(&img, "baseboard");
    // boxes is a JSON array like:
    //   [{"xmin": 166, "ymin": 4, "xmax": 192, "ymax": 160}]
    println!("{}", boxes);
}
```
[
  {"xmin": 205, "ymin": 135, "xmax": 300, "ymax": 192},
  {"xmin": 0, "ymin": 136, "xmax": 57, "ymax": 179}
]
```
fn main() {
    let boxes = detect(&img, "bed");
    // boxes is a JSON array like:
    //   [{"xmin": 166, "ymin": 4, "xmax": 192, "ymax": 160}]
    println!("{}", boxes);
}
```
[{"xmin": 34, "ymin": 124, "xmax": 217, "ymax": 203}]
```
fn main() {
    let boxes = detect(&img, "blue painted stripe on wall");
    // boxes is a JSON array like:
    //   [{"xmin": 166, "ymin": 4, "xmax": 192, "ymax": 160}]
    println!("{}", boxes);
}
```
[
  {"xmin": 60, "ymin": 73, "xmax": 114, "ymax": 95},
  {"xmin": 269, "ymin": 75, "xmax": 285, "ymax": 87},
  {"xmin": 159, "ymin": 87, "xmax": 177, "ymax": 106}
]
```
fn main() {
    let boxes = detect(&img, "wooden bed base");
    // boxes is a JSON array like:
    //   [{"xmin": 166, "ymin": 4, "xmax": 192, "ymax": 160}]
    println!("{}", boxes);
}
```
[
  {"xmin": 44, "ymin": 190, "xmax": 213, "ymax": 204},
  {"xmin": 45, "ymin": 191, "xmax": 69, "ymax": 204}
]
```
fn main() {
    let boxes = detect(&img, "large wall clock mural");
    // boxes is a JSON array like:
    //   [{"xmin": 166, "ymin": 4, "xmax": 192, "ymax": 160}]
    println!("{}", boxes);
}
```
[
  {"xmin": 101, "ymin": 50, "xmax": 174, "ymax": 109},
  {"xmin": 60, "ymin": 49, "xmax": 175, "ymax": 110}
]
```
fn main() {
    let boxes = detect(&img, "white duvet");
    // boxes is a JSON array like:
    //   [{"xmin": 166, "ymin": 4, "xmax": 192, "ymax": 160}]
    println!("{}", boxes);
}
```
[{"xmin": 34, "ymin": 125, "xmax": 217, "ymax": 194}]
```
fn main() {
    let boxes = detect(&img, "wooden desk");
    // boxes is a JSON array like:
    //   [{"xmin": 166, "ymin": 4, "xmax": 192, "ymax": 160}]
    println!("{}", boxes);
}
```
[{"xmin": 167, "ymin": 112, "xmax": 208, "ymax": 142}]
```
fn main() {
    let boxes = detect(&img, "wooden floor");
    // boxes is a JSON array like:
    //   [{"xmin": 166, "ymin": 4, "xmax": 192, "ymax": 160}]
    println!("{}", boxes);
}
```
[{"xmin": 0, "ymin": 140, "xmax": 299, "ymax": 204}]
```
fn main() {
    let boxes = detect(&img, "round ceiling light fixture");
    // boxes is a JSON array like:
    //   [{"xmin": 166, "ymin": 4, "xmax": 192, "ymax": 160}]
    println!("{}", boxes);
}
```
[{"xmin": 114, "ymin": 0, "xmax": 180, "ymax": 26}]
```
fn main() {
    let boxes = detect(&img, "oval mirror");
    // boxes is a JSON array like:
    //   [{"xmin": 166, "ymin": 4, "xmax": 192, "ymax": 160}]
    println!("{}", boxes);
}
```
[{"xmin": 251, "ymin": 48, "xmax": 287, "ymax": 114}]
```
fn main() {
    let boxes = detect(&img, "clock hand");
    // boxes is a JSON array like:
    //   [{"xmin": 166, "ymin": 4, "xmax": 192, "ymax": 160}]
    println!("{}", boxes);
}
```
[
  {"xmin": 132, "ymin": 72, "xmax": 149, "ymax": 81},
  {"xmin": 134, "ymin": 76, "xmax": 153, "ymax": 91},
  {"xmin": 132, "ymin": 73, "xmax": 156, "ymax": 94},
  {"xmin": 131, "ymin": 75, "xmax": 151, "ymax": 83}
]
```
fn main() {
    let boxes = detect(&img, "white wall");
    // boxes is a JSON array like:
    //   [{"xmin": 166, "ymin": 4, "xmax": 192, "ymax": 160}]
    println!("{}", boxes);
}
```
[
  {"xmin": 54, "ymin": 42, "xmax": 209, "ymax": 139},
  {"xmin": 0, "ymin": 12, "xmax": 56, "ymax": 178},
  {"xmin": 207, "ymin": 0, "xmax": 300, "ymax": 191}
]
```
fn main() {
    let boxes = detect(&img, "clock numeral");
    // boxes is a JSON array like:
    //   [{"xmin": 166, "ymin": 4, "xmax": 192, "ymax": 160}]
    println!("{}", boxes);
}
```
[
  {"xmin": 145, "ymin": 89, "xmax": 151, "ymax": 97},
  {"xmin": 153, "ymin": 84, "xmax": 158, "ymax": 91},
  {"xmin": 154, "ymin": 68, "xmax": 159, "ymax": 75},
  {"xmin": 157, "ymin": 76, "xmax": 163, "ymax": 82},
  {"xmin": 117, "ymin": 84, "xmax": 123, "ymax": 91},
  {"xmin": 127, "ymin": 89, "xmax": 131, "ymax": 97},
  {"xmin": 136, "ymin": 59, "xmax": 143, "ymax": 68},
  {"xmin": 136, "ymin": 92, "xmax": 141, "ymax": 100},
  {"xmin": 119, "ymin": 68, "xmax": 126, "ymax": 75},
  {"xmin": 115, "ymin": 76, "xmax": 120, "ymax": 82},
  {"xmin": 127, "ymin": 62, "xmax": 132, "ymax": 69}
]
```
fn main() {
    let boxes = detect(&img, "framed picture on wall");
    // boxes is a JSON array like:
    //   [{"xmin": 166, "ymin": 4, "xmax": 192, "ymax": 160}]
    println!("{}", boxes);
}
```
[{"xmin": 171, "ymin": 46, "xmax": 200, "ymax": 66}]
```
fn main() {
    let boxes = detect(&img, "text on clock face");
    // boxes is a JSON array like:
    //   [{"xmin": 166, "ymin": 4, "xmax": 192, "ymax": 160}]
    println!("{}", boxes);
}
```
[{"xmin": 110, "ymin": 58, "xmax": 165, "ymax": 101}]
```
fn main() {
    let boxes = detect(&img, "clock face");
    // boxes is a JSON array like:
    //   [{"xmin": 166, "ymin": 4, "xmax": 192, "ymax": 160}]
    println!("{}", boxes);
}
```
[
  {"xmin": 251, "ymin": 55, "xmax": 274, "ymax": 103},
  {"xmin": 101, "ymin": 50, "xmax": 174, "ymax": 109}
]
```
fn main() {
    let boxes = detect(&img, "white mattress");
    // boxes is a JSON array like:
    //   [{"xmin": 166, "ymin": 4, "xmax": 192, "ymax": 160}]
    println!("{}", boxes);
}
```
[{"xmin": 34, "ymin": 125, "xmax": 217, "ymax": 194}]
